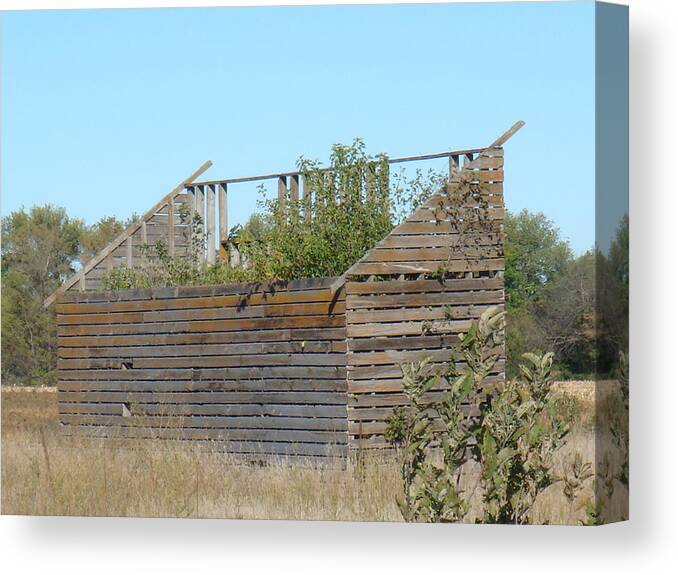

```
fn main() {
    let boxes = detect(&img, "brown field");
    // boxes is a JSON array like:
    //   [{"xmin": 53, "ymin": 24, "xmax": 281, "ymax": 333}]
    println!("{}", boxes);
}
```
[{"xmin": 0, "ymin": 384, "xmax": 627, "ymax": 523}]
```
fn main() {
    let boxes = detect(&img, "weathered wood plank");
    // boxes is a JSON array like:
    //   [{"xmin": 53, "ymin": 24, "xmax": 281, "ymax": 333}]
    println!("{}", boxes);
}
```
[
  {"xmin": 59, "ymin": 402, "xmax": 347, "ymax": 418},
  {"xmin": 58, "ymin": 352, "xmax": 347, "ymax": 370},
  {"xmin": 347, "ymin": 319, "xmax": 474, "ymax": 338},
  {"xmin": 345, "ymin": 277, "xmax": 502, "ymax": 295},
  {"xmin": 218, "ymin": 183, "xmax": 228, "ymax": 248},
  {"xmin": 377, "ymin": 233, "xmax": 501, "ymax": 249},
  {"xmin": 58, "ymin": 366, "xmax": 347, "ymax": 381},
  {"xmin": 57, "ymin": 301, "xmax": 345, "ymax": 325},
  {"xmin": 58, "ymin": 340, "xmax": 346, "ymax": 359},
  {"xmin": 363, "ymin": 246, "xmax": 502, "ymax": 263},
  {"xmin": 58, "ymin": 378, "xmax": 348, "ymax": 393},
  {"xmin": 346, "ymin": 304, "xmax": 495, "ymax": 325},
  {"xmin": 58, "ymin": 390, "xmax": 348, "ymax": 405},
  {"xmin": 57, "ymin": 314, "xmax": 346, "ymax": 337},
  {"xmin": 347, "ymin": 290, "xmax": 502, "ymax": 309},
  {"xmin": 348, "ymin": 259, "xmax": 504, "ymax": 276},
  {"xmin": 61, "ymin": 414, "xmax": 348, "ymax": 432},
  {"xmin": 57, "ymin": 288, "xmax": 344, "ymax": 315},
  {"xmin": 58, "ymin": 276, "xmax": 342, "ymax": 306},
  {"xmin": 58, "ymin": 327, "xmax": 347, "ymax": 348},
  {"xmin": 60, "ymin": 424, "xmax": 346, "ymax": 444},
  {"xmin": 206, "ymin": 184, "xmax": 216, "ymax": 264}
]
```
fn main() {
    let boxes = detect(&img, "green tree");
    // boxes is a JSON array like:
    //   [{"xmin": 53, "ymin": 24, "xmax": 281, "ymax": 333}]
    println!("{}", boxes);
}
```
[
  {"xmin": 1, "ymin": 205, "xmax": 83, "ymax": 300},
  {"xmin": 1, "ymin": 205, "xmax": 84, "ymax": 386},
  {"xmin": 79, "ymin": 215, "xmax": 136, "ymax": 266},
  {"xmin": 504, "ymin": 209, "xmax": 572, "ymax": 309},
  {"xmin": 532, "ymin": 252, "xmax": 597, "ymax": 375}
]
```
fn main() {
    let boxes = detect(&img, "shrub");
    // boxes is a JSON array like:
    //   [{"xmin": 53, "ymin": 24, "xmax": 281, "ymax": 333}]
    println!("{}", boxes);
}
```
[{"xmin": 387, "ymin": 307, "xmax": 590, "ymax": 524}]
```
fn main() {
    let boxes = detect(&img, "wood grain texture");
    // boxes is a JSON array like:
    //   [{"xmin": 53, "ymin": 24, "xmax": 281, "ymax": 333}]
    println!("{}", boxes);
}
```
[
  {"xmin": 57, "ymin": 280, "xmax": 349, "ymax": 458},
  {"xmin": 344, "ymin": 148, "xmax": 505, "ymax": 450}
]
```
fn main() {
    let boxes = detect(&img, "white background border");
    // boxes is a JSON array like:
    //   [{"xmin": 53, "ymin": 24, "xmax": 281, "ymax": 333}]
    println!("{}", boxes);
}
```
[{"xmin": 1, "ymin": 1, "xmax": 676, "ymax": 573}]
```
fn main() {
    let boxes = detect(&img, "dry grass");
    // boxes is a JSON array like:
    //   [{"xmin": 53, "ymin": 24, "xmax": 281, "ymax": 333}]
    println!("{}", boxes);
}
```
[{"xmin": 0, "ymin": 385, "xmax": 627, "ymax": 523}]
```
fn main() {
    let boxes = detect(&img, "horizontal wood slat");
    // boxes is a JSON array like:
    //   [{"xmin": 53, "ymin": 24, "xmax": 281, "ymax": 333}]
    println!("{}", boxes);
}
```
[
  {"xmin": 345, "ymin": 148, "xmax": 505, "ymax": 450},
  {"xmin": 57, "ymin": 280, "xmax": 349, "ymax": 458}
]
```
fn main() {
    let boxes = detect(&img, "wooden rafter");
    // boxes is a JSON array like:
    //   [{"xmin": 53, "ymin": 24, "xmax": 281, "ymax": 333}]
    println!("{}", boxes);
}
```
[{"xmin": 44, "ymin": 161, "xmax": 213, "ymax": 308}]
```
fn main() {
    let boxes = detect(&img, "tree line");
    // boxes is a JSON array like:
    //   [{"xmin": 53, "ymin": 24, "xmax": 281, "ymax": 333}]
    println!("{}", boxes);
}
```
[{"xmin": 0, "ymin": 201, "xmax": 628, "ymax": 386}]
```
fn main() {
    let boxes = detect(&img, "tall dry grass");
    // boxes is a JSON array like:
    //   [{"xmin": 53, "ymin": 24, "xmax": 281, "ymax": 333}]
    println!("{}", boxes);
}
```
[{"xmin": 0, "ymin": 386, "xmax": 627, "ymax": 523}]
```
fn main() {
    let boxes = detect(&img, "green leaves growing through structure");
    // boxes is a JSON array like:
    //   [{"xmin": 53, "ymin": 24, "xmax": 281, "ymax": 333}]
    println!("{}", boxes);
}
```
[
  {"xmin": 103, "ymin": 139, "xmax": 448, "ymax": 289},
  {"xmin": 387, "ymin": 306, "xmax": 586, "ymax": 524},
  {"xmin": 239, "ymin": 140, "xmax": 393, "ymax": 280}
]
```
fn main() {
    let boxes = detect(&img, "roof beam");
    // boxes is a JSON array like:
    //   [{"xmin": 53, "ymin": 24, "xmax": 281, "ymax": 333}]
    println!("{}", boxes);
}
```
[{"xmin": 44, "ymin": 160, "xmax": 212, "ymax": 308}]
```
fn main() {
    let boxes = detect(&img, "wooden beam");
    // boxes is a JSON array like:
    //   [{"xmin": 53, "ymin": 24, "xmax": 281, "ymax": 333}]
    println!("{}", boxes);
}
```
[
  {"xmin": 189, "ymin": 147, "xmax": 491, "ymax": 189},
  {"xmin": 302, "ymin": 175, "xmax": 312, "ymax": 222},
  {"xmin": 126, "ymin": 236, "xmax": 133, "ymax": 268},
  {"xmin": 43, "ymin": 160, "xmax": 212, "ymax": 307},
  {"xmin": 195, "ymin": 185, "xmax": 205, "ymax": 263},
  {"xmin": 206, "ymin": 184, "xmax": 216, "ymax": 264},
  {"xmin": 490, "ymin": 120, "xmax": 525, "ymax": 148},
  {"xmin": 141, "ymin": 220, "xmax": 148, "ymax": 245},
  {"xmin": 289, "ymin": 174, "xmax": 299, "ymax": 204},
  {"xmin": 168, "ymin": 200, "xmax": 175, "ymax": 257},
  {"xmin": 278, "ymin": 176, "xmax": 287, "ymax": 217},
  {"xmin": 448, "ymin": 155, "xmax": 459, "ymax": 179},
  {"xmin": 218, "ymin": 183, "xmax": 228, "ymax": 248},
  {"xmin": 289, "ymin": 174, "xmax": 299, "ymax": 220}
]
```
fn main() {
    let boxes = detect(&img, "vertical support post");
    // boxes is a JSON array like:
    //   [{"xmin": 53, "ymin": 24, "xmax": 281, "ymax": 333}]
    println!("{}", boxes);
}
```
[
  {"xmin": 302, "ymin": 174, "xmax": 312, "ymax": 222},
  {"xmin": 141, "ymin": 220, "xmax": 148, "ymax": 245},
  {"xmin": 278, "ymin": 176, "xmax": 287, "ymax": 219},
  {"xmin": 382, "ymin": 162, "xmax": 390, "ymax": 217},
  {"xmin": 206, "ymin": 184, "xmax": 216, "ymax": 264},
  {"xmin": 126, "ymin": 236, "xmax": 133, "ymax": 268},
  {"xmin": 449, "ymin": 155, "xmax": 460, "ymax": 179},
  {"xmin": 78, "ymin": 274, "xmax": 86, "ymax": 291},
  {"xmin": 167, "ymin": 200, "xmax": 175, "ymax": 257},
  {"xmin": 366, "ymin": 163, "xmax": 375, "ymax": 203},
  {"xmin": 289, "ymin": 174, "xmax": 299, "ymax": 221},
  {"xmin": 106, "ymin": 254, "xmax": 113, "ymax": 272},
  {"xmin": 195, "ymin": 185, "xmax": 205, "ymax": 262},
  {"xmin": 218, "ymin": 183, "xmax": 228, "ymax": 260}
]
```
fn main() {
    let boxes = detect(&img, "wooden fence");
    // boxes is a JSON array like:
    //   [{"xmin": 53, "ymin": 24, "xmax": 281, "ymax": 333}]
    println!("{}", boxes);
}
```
[{"xmin": 56, "ymin": 277, "xmax": 349, "ymax": 460}]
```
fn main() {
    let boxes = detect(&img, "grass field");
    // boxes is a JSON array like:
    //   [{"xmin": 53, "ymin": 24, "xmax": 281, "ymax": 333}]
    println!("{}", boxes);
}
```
[{"xmin": 0, "ymin": 385, "xmax": 627, "ymax": 523}]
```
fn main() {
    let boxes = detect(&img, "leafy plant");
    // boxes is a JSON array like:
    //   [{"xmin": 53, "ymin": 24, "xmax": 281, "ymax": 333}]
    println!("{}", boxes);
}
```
[{"xmin": 388, "ymin": 306, "xmax": 586, "ymax": 524}]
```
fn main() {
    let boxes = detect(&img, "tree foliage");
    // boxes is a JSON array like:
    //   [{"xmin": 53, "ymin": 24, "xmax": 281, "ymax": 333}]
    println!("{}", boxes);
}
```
[
  {"xmin": 1, "ymin": 207, "xmax": 130, "ymax": 386},
  {"xmin": 236, "ymin": 140, "xmax": 393, "ymax": 279},
  {"xmin": 504, "ymin": 209, "xmax": 572, "ymax": 309},
  {"xmin": 504, "ymin": 210, "xmax": 628, "ymax": 378}
]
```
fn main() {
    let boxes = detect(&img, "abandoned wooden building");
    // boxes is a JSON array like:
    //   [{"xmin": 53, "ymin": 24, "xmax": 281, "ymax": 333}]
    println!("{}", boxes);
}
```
[{"xmin": 47, "ymin": 122, "xmax": 524, "ymax": 462}]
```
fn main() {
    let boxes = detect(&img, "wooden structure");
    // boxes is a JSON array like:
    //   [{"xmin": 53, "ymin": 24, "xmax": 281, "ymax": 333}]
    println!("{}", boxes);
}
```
[{"xmin": 52, "ymin": 122, "xmax": 522, "ymax": 461}]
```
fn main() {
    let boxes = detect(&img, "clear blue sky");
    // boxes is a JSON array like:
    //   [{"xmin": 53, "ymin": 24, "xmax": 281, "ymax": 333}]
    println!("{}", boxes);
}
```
[{"xmin": 1, "ymin": 2, "xmax": 595, "ymax": 253}]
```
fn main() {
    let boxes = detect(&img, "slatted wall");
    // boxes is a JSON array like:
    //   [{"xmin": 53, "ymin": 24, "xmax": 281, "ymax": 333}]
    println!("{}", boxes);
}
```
[
  {"xmin": 83, "ymin": 192, "xmax": 194, "ymax": 291},
  {"xmin": 56, "ymin": 277, "xmax": 348, "ymax": 460},
  {"xmin": 345, "ymin": 147, "xmax": 506, "ymax": 451}
]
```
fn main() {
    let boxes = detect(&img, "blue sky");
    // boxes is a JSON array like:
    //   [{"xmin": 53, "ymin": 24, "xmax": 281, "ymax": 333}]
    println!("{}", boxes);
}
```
[{"xmin": 1, "ymin": 2, "xmax": 595, "ymax": 253}]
